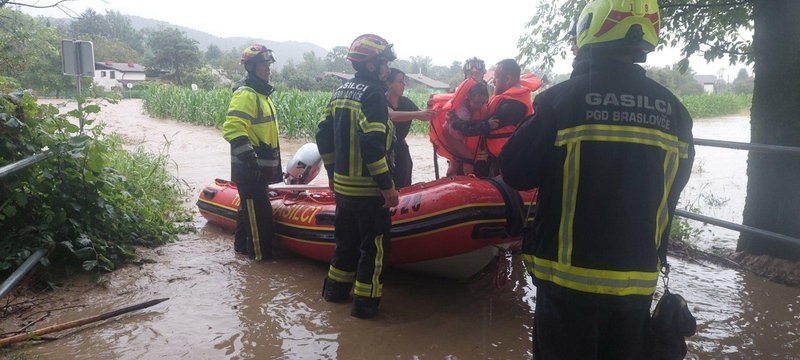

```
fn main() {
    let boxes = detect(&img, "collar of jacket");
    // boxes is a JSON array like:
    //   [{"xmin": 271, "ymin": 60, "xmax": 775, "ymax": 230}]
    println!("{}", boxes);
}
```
[
  {"xmin": 233, "ymin": 74, "xmax": 275, "ymax": 97},
  {"xmin": 571, "ymin": 59, "xmax": 645, "ymax": 79},
  {"xmin": 354, "ymin": 70, "xmax": 386, "ymax": 90}
]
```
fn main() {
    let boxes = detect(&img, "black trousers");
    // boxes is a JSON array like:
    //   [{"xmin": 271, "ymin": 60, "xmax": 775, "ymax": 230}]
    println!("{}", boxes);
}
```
[
  {"xmin": 328, "ymin": 196, "xmax": 391, "ymax": 298},
  {"xmin": 393, "ymin": 140, "xmax": 412, "ymax": 188},
  {"xmin": 533, "ymin": 287, "xmax": 651, "ymax": 360},
  {"xmin": 233, "ymin": 175, "xmax": 273, "ymax": 261}
]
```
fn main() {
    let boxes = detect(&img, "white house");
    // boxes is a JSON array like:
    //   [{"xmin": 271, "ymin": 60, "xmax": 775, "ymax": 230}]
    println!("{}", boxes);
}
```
[
  {"xmin": 94, "ymin": 61, "xmax": 146, "ymax": 90},
  {"xmin": 694, "ymin": 75, "xmax": 717, "ymax": 94}
]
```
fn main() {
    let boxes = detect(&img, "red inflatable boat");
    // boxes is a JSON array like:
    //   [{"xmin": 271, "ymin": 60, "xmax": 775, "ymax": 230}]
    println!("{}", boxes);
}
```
[{"xmin": 197, "ymin": 176, "xmax": 536, "ymax": 279}]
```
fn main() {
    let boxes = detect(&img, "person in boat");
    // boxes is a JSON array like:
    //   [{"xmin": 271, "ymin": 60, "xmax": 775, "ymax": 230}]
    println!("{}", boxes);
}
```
[
  {"xmin": 443, "ymin": 81, "xmax": 491, "ymax": 176},
  {"xmin": 435, "ymin": 57, "xmax": 491, "ymax": 176},
  {"xmin": 385, "ymin": 68, "xmax": 435, "ymax": 188},
  {"xmin": 316, "ymin": 34, "xmax": 399, "ymax": 319},
  {"xmin": 499, "ymin": 0, "xmax": 695, "ymax": 358},
  {"xmin": 462, "ymin": 58, "xmax": 535, "ymax": 177},
  {"xmin": 222, "ymin": 44, "xmax": 282, "ymax": 261},
  {"xmin": 463, "ymin": 56, "xmax": 487, "ymax": 83}
]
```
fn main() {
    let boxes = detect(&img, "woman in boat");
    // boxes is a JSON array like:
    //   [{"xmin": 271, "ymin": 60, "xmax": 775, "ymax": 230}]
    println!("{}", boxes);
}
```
[{"xmin": 385, "ymin": 68, "xmax": 435, "ymax": 188}]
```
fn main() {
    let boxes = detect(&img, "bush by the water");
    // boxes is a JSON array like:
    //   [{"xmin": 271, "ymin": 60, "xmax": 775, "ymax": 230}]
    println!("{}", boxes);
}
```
[
  {"xmin": 680, "ymin": 93, "xmax": 752, "ymax": 119},
  {"xmin": 142, "ymin": 84, "xmax": 432, "ymax": 139},
  {"xmin": 0, "ymin": 87, "xmax": 192, "ymax": 276}
]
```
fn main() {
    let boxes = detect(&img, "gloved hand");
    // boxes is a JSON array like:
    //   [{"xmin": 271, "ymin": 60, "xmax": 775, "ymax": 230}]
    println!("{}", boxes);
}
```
[{"xmin": 246, "ymin": 156, "xmax": 261, "ymax": 183}]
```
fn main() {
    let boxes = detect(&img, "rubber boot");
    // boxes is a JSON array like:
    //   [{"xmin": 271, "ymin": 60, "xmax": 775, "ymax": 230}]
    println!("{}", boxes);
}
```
[
  {"xmin": 322, "ymin": 278, "xmax": 352, "ymax": 303},
  {"xmin": 351, "ymin": 296, "xmax": 380, "ymax": 319}
]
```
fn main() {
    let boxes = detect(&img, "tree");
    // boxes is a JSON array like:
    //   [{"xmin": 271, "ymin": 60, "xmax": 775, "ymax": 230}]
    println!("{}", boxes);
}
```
[
  {"xmin": 220, "ymin": 47, "xmax": 244, "ymax": 82},
  {"xmin": 393, "ymin": 59, "xmax": 413, "ymax": 75},
  {"xmin": 731, "ymin": 67, "xmax": 754, "ymax": 94},
  {"xmin": 324, "ymin": 46, "xmax": 350, "ymax": 73},
  {"xmin": 297, "ymin": 51, "xmax": 324, "ymax": 77},
  {"xmin": 103, "ymin": 10, "xmax": 144, "ymax": 53},
  {"xmin": 739, "ymin": 1, "xmax": 800, "ymax": 260},
  {"xmin": 68, "ymin": 9, "xmax": 143, "ymax": 63},
  {"xmin": 0, "ymin": 0, "xmax": 74, "ymax": 9},
  {"xmin": 518, "ymin": 1, "xmax": 800, "ymax": 261},
  {"xmin": 428, "ymin": 65, "xmax": 457, "ymax": 83},
  {"xmin": 91, "ymin": 36, "xmax": 142, "ymax": 63},
  {"xmin": 205, "ymin": 44, "xmax": 223, "ymax": 64},
  {"xmin": 409, "ymin": 55, "xmax": 433, "ymax": 75},
  {"xmin": 645, "ymin": 65, "xmax": 704, "ymax": 96},
  {"xmin": 144, "ymin": 27, "xmax": 201, "ymax": 85},
  {"xmin": 0, "ymin": 8, "xmax": 73, "ymax": 95}
]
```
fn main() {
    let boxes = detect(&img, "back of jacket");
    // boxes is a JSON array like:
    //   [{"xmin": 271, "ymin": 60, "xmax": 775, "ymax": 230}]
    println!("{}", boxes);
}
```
[
  {"xmin": 316, "ymin": 72, "xmax": 394, "ymax": 199},
  {"xmin": 500, "ymin": 60, "xmax": 695, "ymax": 309}
]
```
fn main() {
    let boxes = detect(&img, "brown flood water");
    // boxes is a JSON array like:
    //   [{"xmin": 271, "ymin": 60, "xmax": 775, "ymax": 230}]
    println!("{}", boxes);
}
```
[{"xmin": 5, "ymin": 100, "xmax": 800, "ymax": 359}]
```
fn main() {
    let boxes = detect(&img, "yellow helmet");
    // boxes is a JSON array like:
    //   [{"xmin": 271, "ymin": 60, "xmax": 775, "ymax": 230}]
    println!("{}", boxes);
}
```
[{"xmin": 575, "ymin": 0, "xmax": 660, "ymax": 52}]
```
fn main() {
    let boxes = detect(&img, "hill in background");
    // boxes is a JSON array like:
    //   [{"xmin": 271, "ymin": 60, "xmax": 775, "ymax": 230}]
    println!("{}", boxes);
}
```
[{"xmin": 49, "ymin": 14, "xmax": 329, "ymax": 70}]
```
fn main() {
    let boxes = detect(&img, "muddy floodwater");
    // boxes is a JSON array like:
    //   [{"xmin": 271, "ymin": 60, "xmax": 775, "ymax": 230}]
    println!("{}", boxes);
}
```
[{"xmin": 6, "ymin": 100, "xmax": 800, "ymax": 359}]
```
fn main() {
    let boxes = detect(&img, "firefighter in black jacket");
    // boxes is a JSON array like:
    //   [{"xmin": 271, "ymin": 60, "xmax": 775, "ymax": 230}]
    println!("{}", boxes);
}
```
[
  {"xmin": 223, "ymin": 44, "xmax": 282, "ymax": 261},
  {"xmin": 316, "ymin": 34, "xmax": 399, "ymax": 319},
  {"xmin": 499, "ymin": 0, "xmax": 695, "ymax": 358}
]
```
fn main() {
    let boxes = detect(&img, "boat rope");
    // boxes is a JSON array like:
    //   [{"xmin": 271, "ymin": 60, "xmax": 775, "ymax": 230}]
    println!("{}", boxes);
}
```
[{"xmin": 280, "ymin": 191, "xmax": 334, "ymax": 206}]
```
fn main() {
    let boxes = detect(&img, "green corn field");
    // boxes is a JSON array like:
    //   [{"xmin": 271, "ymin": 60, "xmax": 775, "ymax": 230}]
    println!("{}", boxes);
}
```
[
  {"xmin": 679, "ymin": 93, "xmax": 752, "ymax": 119},
  {"xmin": 143, "ymin": 84, "xmax": 752, "ymax": 141},
  {"xmin": 142, "ymin": 84, "xmax": 433, "ymax": 139}
]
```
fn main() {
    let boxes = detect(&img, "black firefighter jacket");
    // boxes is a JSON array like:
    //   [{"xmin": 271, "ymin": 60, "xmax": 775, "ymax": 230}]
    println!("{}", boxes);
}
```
[
  {"xmin": 499, "ymin": 59, "xmax": 695, "ymax": 309},
  {"xmin": 316, "ymin": 71, "xmax": 395, "ymax": 200}
]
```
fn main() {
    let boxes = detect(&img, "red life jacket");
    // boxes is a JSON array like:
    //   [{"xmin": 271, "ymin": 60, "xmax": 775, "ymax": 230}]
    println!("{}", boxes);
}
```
[{"xmin": 464, "ymin": 73, "xmax": 541, "ymax": 157}]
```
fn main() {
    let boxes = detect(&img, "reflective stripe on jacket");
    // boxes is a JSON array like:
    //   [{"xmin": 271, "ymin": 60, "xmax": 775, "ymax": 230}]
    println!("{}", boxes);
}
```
[
  {"xmin": 499, "ymin": 60, "xmax": 694, "ymax": 308},
  {"xmin": 316, "ymin": 73, "xmax": 394, "ymax": 197},
  {"xmin": 222, "ymin": 85, "xmax": 282, "ymax": 183}
]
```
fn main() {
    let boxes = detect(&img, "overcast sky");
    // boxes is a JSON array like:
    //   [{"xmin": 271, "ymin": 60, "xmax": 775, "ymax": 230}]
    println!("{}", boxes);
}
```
[{"xmin": 20, "ymin": 0, "xmax": 746, "ymax": 79}]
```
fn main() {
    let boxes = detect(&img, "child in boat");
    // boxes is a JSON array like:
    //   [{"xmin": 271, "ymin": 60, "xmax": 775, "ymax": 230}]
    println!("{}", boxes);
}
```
[{"xmin": 443, "ymin": 81, "xmax": 491, "ymax": 175}]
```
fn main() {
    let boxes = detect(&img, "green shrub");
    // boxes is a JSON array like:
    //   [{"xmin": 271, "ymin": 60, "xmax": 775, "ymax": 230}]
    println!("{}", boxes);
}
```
[{"xmin": 1, "ymin": 91, "xmax": 192, "ymax": 275}]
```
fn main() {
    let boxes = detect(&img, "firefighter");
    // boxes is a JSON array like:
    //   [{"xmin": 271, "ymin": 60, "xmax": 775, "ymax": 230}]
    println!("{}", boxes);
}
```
[
  {"xmin": 223, "ymin": 44, "xmax": 282, "ymax": 261},
  {"xmin": 499, "ymin": 0, "xmax": 695, "ymax": 358},
  {"xmin": 316, "ymin": 34, "xmax": 399, "ymax": 319}
]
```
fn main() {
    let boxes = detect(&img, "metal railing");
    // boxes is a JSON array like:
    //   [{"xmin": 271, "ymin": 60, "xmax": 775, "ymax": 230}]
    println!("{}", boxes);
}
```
[
  {"xmin": 679, "ymin": 138, "xmax": 800, "ymax": 247},
  {"xmin": 0, "ymin": 151, "xmax": 54, "ymax": 299},
  {"xmin": 0, "ymin": 151, "xmax": 53, "ymax": 178}
]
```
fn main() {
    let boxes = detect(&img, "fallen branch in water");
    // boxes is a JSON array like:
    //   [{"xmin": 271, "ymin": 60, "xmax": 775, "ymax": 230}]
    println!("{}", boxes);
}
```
[{"xmin": 0, "ymin": 298, "xmax": 169, "ymax": 347}]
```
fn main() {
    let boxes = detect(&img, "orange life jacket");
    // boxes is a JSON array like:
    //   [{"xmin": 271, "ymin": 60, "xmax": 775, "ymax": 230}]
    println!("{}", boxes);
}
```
[
  {"xmin": 428, "ymin": 78, "xmax": 488, "ymax": 161},
  {"xmin": 464, "ymin": 73, "xmax": 541, "ymax": 157}
]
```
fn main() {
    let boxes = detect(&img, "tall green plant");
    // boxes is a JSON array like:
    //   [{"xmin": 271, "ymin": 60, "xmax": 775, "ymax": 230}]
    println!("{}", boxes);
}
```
[
  {"xmin": 141, "ymin": 84, "xmax": 435, "ymax": 139},
  {"xmin": 680, "ymin": 93, "xmax": 752, "ymax": 119},
  {"xmin": 0, "ymin": 90, "xmax": 192, "ymax": 274}
]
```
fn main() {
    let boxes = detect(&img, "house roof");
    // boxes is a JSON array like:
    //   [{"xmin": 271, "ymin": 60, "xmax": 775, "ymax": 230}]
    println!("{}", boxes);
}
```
[
  {"xmin": 323, "ymin": 71, "xmax": 354, "ymax": 80},
  {"xmin": 405, "ymin": 73, "xmax": 449, "ymax": 89},
  {"xmin": 95, "ymin": 61, "xmax": 146, "ymax": 73},
  {"xmin": 694, "ymin": 75, "xmax": 717, "ymax": 84}
]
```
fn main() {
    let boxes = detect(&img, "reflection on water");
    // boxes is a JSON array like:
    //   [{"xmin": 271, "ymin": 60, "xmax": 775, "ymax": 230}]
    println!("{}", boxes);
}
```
[{"xmin": 15, "ymin": 102, "xmax": 800, "ymax": 359}]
